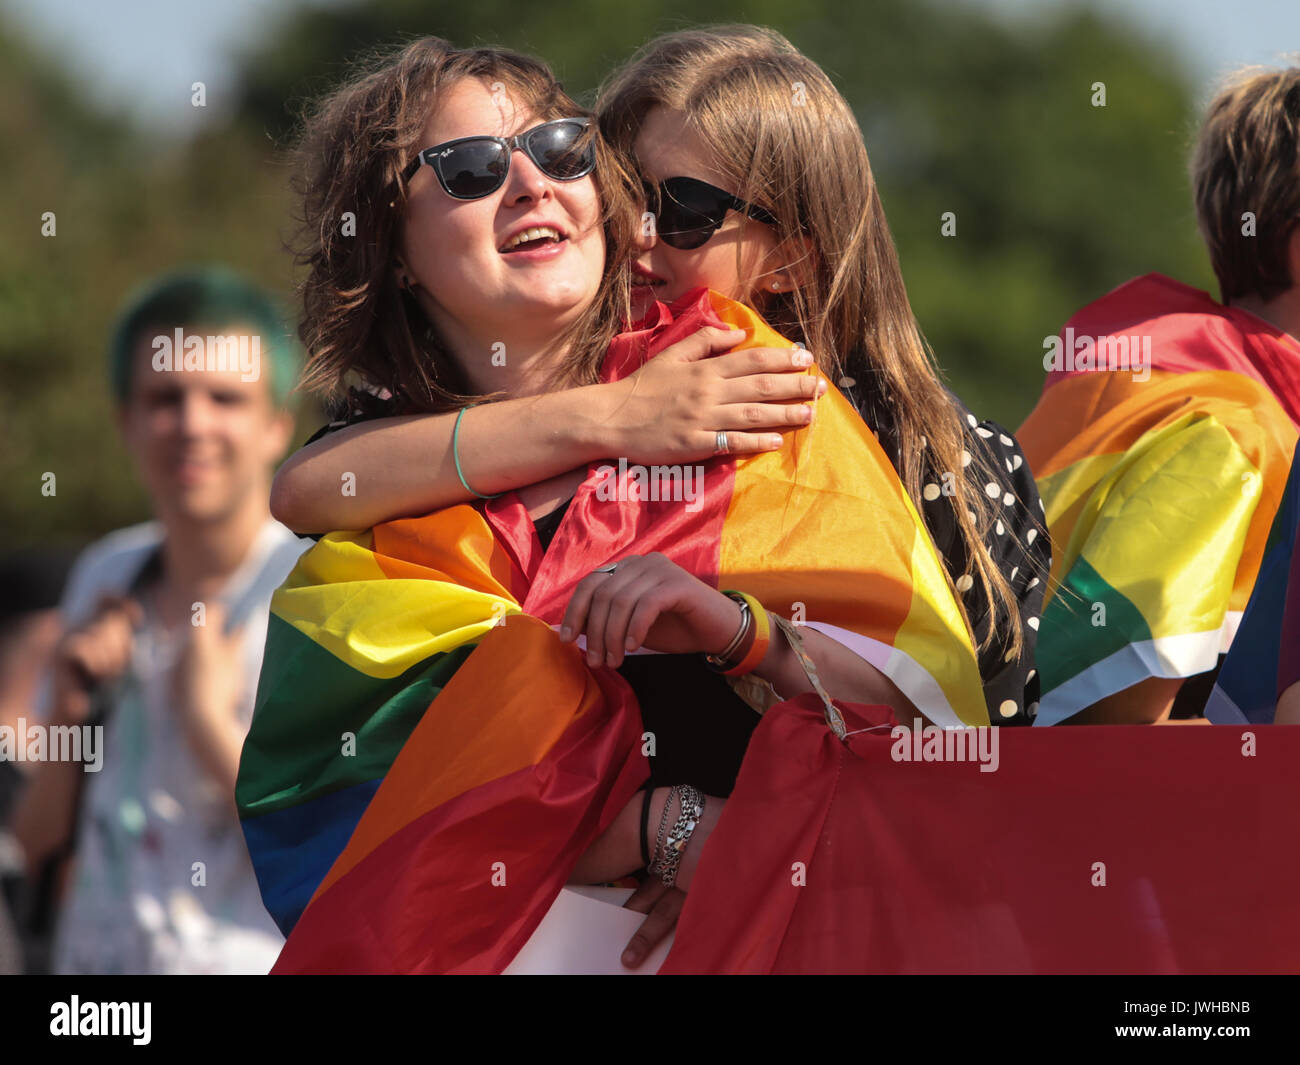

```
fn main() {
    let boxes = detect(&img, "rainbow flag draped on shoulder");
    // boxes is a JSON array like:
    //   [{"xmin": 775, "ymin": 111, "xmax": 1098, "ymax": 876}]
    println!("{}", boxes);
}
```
[
  {"xmin": 1018, "ymin": 273, "xmax": 1300, "ymax": 725},
  {"xmin": 235, "ymin": 290, "xmax": 985, "ymax": 974},
  {"xmin": 1206, "ymin": 438, "xmax": 1300, "ymax": 724}
]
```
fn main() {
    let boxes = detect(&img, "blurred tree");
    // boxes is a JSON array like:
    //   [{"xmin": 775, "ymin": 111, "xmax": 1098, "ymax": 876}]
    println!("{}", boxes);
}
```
[
  {"xmin": 0, "ymin": 21, "xmax": 308, "ymax": 549},
  {"xmin": 1, "ymin": 0, "xmax": 1215, "ymax": 548}
]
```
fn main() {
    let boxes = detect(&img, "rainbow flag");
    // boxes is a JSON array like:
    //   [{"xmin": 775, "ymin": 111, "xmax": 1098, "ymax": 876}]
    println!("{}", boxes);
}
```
[
  {"xmin": 1018, "ymin": 274, "xmax": 1300, "ymax": 725},
  {"xmin": 236, "ymin": 289, "xmax": 986, "ymax": 974},
  {"xmin": 1206, "ymin": 439, "xmax": 1300, "ymax": 724}
]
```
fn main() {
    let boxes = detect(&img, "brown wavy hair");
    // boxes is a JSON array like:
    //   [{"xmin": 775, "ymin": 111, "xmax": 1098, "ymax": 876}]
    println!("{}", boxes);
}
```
[
  {"xmin": 1191, "ymin": 62, "xmax": 1300, "ymax": 304},
  {"xmin": 291, "ymin": 37, "xmax": 639, "ymax": 413},
  {"xmin": 599, "ymin": 25, "xmax": 1023, "ymax": 657}
]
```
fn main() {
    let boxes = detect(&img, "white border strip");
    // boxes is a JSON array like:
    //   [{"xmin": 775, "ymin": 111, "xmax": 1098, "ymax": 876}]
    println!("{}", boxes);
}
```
[
  {"xmin": 1033, "ymin": 614, "xmax": 1241, "ymax": 726},
  {"xmin": 803, "ymin": 621, "xmax": 966, "ymax": 729}
]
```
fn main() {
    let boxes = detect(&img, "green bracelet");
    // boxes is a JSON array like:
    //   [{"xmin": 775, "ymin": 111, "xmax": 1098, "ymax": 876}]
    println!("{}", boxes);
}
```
[{"xmin": 453, "ymin": 405, "xmax": 502, "ymax": 500}]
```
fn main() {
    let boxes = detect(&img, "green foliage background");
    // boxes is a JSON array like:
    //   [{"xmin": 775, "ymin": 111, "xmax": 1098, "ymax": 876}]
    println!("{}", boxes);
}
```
[{"xmin": 0, "ymin": 0, "xmax": 1215, "ymax": 550}]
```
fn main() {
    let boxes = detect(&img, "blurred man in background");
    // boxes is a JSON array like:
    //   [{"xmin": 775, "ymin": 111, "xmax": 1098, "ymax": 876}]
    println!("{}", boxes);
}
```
[{"xmin": 8, "ymin": 267, "xmax": 306, "ymax": 973}]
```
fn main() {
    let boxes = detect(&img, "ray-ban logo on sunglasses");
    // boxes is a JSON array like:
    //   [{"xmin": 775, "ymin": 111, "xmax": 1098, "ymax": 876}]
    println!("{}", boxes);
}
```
[{"xmin": 404, "ymin": 117, "xmax": 595, "ymax": 200}]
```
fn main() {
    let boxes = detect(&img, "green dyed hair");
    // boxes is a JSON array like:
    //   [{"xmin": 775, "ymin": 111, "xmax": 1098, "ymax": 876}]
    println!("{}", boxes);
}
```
[{"xmin": 107, "ymin": 266, "xmax": 301, "ymax": 407}]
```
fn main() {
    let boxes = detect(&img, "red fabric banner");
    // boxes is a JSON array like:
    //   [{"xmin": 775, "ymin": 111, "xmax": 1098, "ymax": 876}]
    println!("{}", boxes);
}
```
[{"xmin": 663, "ymin": 699, "xmax": 1300, "ymax": 974}]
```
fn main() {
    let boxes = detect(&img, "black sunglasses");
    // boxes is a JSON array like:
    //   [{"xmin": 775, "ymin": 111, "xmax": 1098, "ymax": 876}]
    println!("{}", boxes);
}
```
[
  {"xmin": 644, "ymin": 175, "xmax": 778, "ymax": 250},
  {"xmin": 403, "ymin": 117, "xmax": 596, "ymax": 200}
]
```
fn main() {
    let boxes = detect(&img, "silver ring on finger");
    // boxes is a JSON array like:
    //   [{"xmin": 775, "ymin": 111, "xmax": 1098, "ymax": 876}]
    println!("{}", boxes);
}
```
[
  {"xmin": 714, "ymin": 430, "xmax": 730, "ymax": 455},
  {"xmin": 594, "ymin": 563, "xmax": 618, "ymax": 575}
]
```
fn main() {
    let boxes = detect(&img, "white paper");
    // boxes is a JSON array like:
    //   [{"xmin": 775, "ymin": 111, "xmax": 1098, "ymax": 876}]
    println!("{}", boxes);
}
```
[{"xmin": 502, "ymin": 886, "xmax": 675, "ymax": 975}]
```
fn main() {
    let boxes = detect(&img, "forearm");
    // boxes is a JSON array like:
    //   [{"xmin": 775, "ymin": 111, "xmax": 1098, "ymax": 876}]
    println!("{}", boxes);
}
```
[
  {"xmin": 176, "ymin": 701, "xmax": 245, "ymax": 797},
  {"xmin": 272, "ymin": 385, "xmax": 619, "ymax": 533},
  {"xmin": 9, "ymin": 698, "xmax": 87, "ymax": 875},
  {"xmin": 570, "ymin": 785, "xmax": 723, "ymax": 891},
  {"xmin": 1072, "ymin": 676, "xmax": 1183, "ymax": 725},
  {"xmin": 752, "ymin": 622, "xmax": 924, "ymax": 724},
  {"xmin": 569, "ymin": 786, "xmax": 661, "ymax": 884},
  {"xmin": 10, "ymin": 761, "xmax": 83, "ymax": 875},
  {"xmin": 1278, "ymin": 681, "xmax": 1300, "ymax": 725}
]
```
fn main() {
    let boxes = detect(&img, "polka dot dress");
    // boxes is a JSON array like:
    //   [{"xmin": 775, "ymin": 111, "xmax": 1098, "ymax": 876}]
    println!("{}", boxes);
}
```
[{"xmin": 851, "ymin": 387, "xmax": 1050, "ymax": 725}]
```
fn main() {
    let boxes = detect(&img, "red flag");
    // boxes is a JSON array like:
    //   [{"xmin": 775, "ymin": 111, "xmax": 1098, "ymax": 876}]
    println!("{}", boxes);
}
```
[{"xmin": 665, "ymin": 698, "xmax": 1300, "ymax": 974}]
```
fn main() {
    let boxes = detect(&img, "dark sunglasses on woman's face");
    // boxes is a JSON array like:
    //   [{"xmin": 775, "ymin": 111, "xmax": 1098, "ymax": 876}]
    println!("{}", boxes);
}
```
[
  {"xmin": 403, "ymin": 117, "xmax": 596, "ymax": 200},
  {"xmin": 643, "ymin": 175, "xmax": 778, "ymax": 250}
]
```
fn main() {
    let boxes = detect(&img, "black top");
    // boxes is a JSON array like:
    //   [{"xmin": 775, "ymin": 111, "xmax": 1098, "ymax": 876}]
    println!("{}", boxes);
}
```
[
  {"xmin": 852, "ymin": 385, "xmax": 1050, "ymax": 724},
  {"xmin": 534, "ymin": 498, "xmax": 758, "ymax": 797}
]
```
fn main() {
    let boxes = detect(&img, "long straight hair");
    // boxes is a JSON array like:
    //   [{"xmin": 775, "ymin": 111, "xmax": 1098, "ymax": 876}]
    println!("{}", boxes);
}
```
[{"xmin": 599, "ymin": 25, "xmax": 1023, "ymax": 656}]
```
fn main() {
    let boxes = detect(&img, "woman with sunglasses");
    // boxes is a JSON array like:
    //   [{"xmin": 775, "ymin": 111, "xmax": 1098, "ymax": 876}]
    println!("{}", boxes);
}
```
[
  {"xmin": 272, "ymin": 105, "xmax": 817, "ymax": 534},
  {"xmin": 275, "ymin": 26, "xmax": 1047, "ymax": 732},
  {"xmin": 247, "ymin": 36, "xmax": 992, "ymax": 974},
  {"xmin": 600, "ymin": 27, "xmax": 1049, "ymax": 728}
]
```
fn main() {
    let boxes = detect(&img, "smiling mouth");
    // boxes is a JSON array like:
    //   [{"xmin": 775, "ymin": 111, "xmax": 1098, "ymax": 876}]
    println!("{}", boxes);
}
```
[
  {"xmin": 631, "ymin": 262, "xmax": 666, "ymax": 287},
  {"xmin": 172, "ymin": 460, "xmax": 217, "ymax": 483},
  {"xmin": 500, "ymin": 226, "xmax": 565, "ymax": 253}
]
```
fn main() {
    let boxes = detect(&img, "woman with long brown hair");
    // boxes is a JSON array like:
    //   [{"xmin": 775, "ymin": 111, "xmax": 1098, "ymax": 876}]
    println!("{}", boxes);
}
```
[
  {"xmin": 274, "ymin": 25, "xmax": 1047, "ymax": 728},
  {"xmin": 241, "ymin": 34, "xmax": 990, "ymax": 973},
  {"xmin": 599, "ymin": 25, "xmax": 1049, "ymax": 724}
]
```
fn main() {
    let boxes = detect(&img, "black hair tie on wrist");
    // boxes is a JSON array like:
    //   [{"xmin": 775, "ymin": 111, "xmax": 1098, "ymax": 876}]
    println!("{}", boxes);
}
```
[{"xmin": 640, "ymin": 785, "xmax": 654, "ymax": 869}]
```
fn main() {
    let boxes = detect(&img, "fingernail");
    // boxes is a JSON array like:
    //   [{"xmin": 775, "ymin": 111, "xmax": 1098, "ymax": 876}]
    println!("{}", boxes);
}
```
[
  {"xmin": 797, "ymin": 405, "xmax": 813, "ymax": 421},
  {"xmin": 606, "ymin": 652, "xmax": 618, "ymax": 667},
  {"xmin": 625, "ymin": 636, "xmax": 638, "ymax": 650},
  {"xmin": 816, "ymin": 379, "xmax": 828, "ymax": 396},
  {"xmin": 766, "ymin": 435, "xmax": 784, "ymax": 449},
  {"xmin": 793, "ymin": 348, "xmax": 813, "ymax": 367},
  {"xmin": 622, "ymin": 947, "xmax": 641, "ymax": 966},
  {"xmin": 587, "ymin": 651, "xmax": 600, "ymax": 667},
  {"xmin": 559, "ymin": 626, "xmax": 572, "ymax": 641}
]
